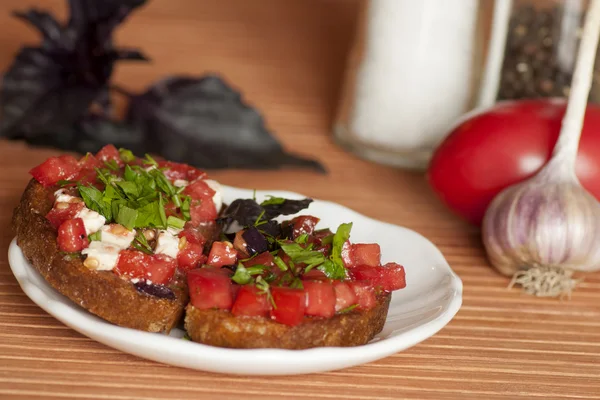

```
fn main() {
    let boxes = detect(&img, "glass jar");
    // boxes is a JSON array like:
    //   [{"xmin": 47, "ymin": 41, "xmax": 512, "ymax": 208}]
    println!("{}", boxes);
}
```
[
  {"xmin": 495, "ymin": 0, "xmax": 600, "ymax": 102},
  {"xmin": 333, "ymin": 0, "xmax": 484, "ymax": 170}
]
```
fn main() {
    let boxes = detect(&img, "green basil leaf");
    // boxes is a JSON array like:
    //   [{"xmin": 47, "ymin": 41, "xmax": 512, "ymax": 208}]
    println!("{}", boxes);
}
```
[
  {"xmin": 88, "ymin": 231, "xmax": 102, "ymax": 241},
  {"xmin": 123, "ymin": 164, "xmax": 137, "ymax": 182},
  {"xmin": 135, "ymin": 201, "xmax": 163, "ymax": 228},
  {"xmin": 78, "ymin": 185, "xmax": 112, "ymax": 220},
  {"xmin": 232, "ymin": 264, "xmax": 252, "ymax": 284},
  {"xmin": 119, "ymin": 148, "xmax": 136, "ymax": 163},
  {"xmin": 115, "ymin": 180, "xmax": 139, "ymax": 199},
  {"xmin": 326, "ymin": 222, "xmax": 352, "ymax": 280},
  {"xmin": 116, "ymin": 205, "xmax": 138, "ymax": 230},
  {"xmin": 260, "ymin": 196, "xmax": 286, "ymax": 206},
  {"xmin": 167, "ymin": 215, "xmax": 186, "ymax": 229},
  {"xmin": 158, "ymin": 193, "xmax": 167, "ymax": 228},
  {"xmin": 181, "ymin": 196, "xmax": 191, "ymax": 220},
  {"xmin": 273, "ymin": 256, "xmax": 288, "ymax": 271}
]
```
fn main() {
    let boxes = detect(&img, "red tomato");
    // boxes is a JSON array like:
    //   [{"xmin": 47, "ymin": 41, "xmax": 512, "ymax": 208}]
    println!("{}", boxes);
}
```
[
  {"xmin": 114, "ymin": 251, "xmax": 176, "ymax": 285},
  {"xmin": 207, "ymin": 241, "xmax": 238, "ymax": 267},
  {"xmin": 57, "ymin": 218, "xmax": 89, "ymax": 252},
  {"xmin": 115, "ymin": 250, "xmax": 148, "ymax": 280},
  {"xmin": 428, "ymin": 99, "xmax": 600, "ymax": 225},
  {"xmin": 78, "ymin": 153, "xmax": 103, "ymax": 170},
  {"xmin": 148, "ymin": 254, "xmax": 177, "ymax": 284},
  {"xmin": 243, "ymin": 251, "xmax": 275, "ymax": 268},
  {"xmin": 95, "ymin": 144, "xmax": 123, "ymax": 165},
  {"xmin": 187, "ymin": 267, "xmax": 234, "ymax": 310},
  {"xmin": 231, "ymin": 285, "xmax": 271, "ymax": 317},
  {"xmin": 340, "ymin": 241, "xmax": 353, "ymax": 268},
  {"xmin": 349, "ymin": 265, "xmax": 383, "ymax": 286},
  {"xmin": 179, "ymin": 228, "xmax": 206, "ymax": 246},
  {"xmin": 303, "ymin": 281, "xmax": 335, "ymax": 318},
  {"xmin": 349, "ymin": 244, "xmax": 381, "ymax": 268},
  {"xmin": 380, "ymin": 263, "xmax": 406, "ymax": 291},
  {"xmin": 29, "ymin": 155, "xmax": 80, "ymax": 187},
  {"xmin": 349, "ymin": 281, "xmax": 376, "ymax": 310},
  {"xmin": 291, "ymin": 215, "xmax": 320, "ymax": 238},
  {"xmin": 177, "ymin": 241, "xmax": 206, "ymax": 271},
  {"xmin": 185, "ymin": 180, "xmax": 217, "ymax": 224},
  {"xmin": 184, "ymin": 179, "xmax": 215, "ymax": 200},
  {"xmin": 159, "ymin": 161, "xmax": 206, "ymax": 181},
  {"xmin": 302, "ymin": 269, "xmax": 328, "ymax": 280},
  {"xmin": 46, "ymin": 202, "xmax": 84, "ymax": 229},
  {"xmin": 270, "ymin": 287, "xmax": 306, "ymax": 326},
  {"xmin": 332, "ymin": 281, "xmax": 357, "ymax": 312}
]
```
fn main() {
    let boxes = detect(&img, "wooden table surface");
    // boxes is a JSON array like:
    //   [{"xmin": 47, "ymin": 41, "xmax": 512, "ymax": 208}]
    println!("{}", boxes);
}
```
[{"xmin": 0, "ymin": 1, "xmax": 599, "ymax": 399}]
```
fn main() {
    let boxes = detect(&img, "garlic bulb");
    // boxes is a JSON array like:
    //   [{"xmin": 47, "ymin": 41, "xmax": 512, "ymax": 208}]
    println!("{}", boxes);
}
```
[{"xmin": 482, "ymin": 0, "xmax": 600, "ymax": 297}]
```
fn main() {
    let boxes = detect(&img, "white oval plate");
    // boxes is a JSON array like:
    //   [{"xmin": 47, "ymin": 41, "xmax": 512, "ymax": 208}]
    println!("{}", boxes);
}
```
[{"xmin": 8, "ymin": 186, "xmax": 462, "ymax": 375}]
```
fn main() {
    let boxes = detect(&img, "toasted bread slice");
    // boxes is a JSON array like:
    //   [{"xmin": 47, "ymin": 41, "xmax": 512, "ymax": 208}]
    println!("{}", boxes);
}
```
[
  {"xmin": 184, "ymin": 292, "xmax": 391, "ymax": 349},
  {"xmin": 12, "ymin": 180, "xmax": 187, "ymax": 333}
]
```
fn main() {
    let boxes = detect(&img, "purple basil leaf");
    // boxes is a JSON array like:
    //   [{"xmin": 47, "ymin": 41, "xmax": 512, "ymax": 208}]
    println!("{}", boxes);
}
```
[
  {"xmin": 242, "ymin": 227, "xmax": 269, "ymax": 255},
  {"xmin": 134, "ymin": 281, "xmax": 175, "ymax": 300},
  {"xmin": 217, "ymin": 197, "xmax": 313, "ymax": 229},
  {"xmin": 125, "ymin": 75, "xmax": 326, "ymax": 172},
  {"xmin": 1, "ymin": 0, "xmax": 148, "ymax": 139}
]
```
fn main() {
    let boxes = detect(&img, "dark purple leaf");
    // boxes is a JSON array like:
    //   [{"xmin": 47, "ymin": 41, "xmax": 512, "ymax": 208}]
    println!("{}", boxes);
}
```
[
  {"xmin": 134, "ymin": 280, "xmax": 176, "ymax": 300},
  {"xmin": 125, "ymin": 75, "xmax": 325, "ymax": 172},
  {"xmin": 0, "ymin": 0, "xmax": 148, "ymax": 139},
  {"xmin": 217, "ymin": 197, "xmax": 313, "ymax": 229},
  {"xmin": 242, "ymin": 227, "xmax": 269, "ymax": 255}
]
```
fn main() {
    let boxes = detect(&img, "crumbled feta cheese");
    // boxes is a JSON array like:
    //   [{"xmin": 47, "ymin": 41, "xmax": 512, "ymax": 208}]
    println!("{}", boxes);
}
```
[
  {"xmin": 173, "ymin": 179, "xmax": 189, "ymax": 188},
  {"xmin": 204, "ymin": 179, "xmax": 223, "ymax": 212},
  {"xmin": 167, "ymin": 226, "xmax": 183, "ymax": 236},
  {"xmin": 100, "ymin": 224, "xmax": 136, "ymax": 249},
  {"xmin": 82, "ymin": 241, "xmax": 121, "ymax": 271},
  {"xmin": 155, "ymin": 230, "xmax": 180, "ymax": 259},
  {"xmin": 76, "ymin": 208, "xmax": 106, "ymax": 235}
]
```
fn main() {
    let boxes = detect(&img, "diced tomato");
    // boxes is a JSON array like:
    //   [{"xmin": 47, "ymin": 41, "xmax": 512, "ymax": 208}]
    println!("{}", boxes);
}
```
[
  {"xmin": 349, "ymin": 265, "xmax": 384, "ymax": 286},
  {"xmin": 291, "ymin": 215, "xmax": 320, "ymax": 238},
  {"xmin": 46, "ymin": 202, "xmax": 84, "ymax": 229},
  {"xmin": 57, "ymin": 218, "xmax": 89, "ymax": 252},
  {"xmin": 231, "ymin": 285, "xmax": 271, "ymax": 317},
  {"xmin": 314, "ymin": 244, "xmax": 331, "ymax": 257},
  {"xmin": 303, "ymin": 281, "xmax": 335, "ymax": 318},
  {"xmin": 188, "ymin": 267, "xmax": 234, "ymax": 310},
  {"xmin": 333, "ymin": 281, "xmax": 357, "ymax": 312},
  {"xmin": 270, "ymin": 287, "xmax": 306, "ymax": 326},
  {"xmin": 302, "ymin": 269, "xmax": 328, "ymax": 280},
  {"xmin": 179, "ymin": 228, "xmax": 206, "ymax": 246},
  {"xmin": 147, "ymin": 254, "xmax": 177, "ymax": 284},
  {"xmin": 95, "ymin": 144, "xmax": 123, "ymax": 166},
  {"xmin": 341, "ymin": 241, "xmax": 353, "ymax": 268},
  {"xmin": 159, "ymin": 161, "xmax": 207, "ymax": 182},
  {"xmin": 380, "ymin": 263, "xmax": 407, "ymax": 291},
  {"xmin": 114, "ymin": 250, "xmax": 148, "ymax": 280},
  {"xmin": 75, "ymin": 169, "xmax": 100, "ymax": 187},
  {"xmin": 189, "ymin": 201, "xmax": 218, "ymax": 225},
  {"xmin": 243, "ymin": 251, "xmax": 275, "ymax": 268},
  {"xmin": 349, "ymin": 281, "xmax": 377, "ymax": 310},
  {"xmin": 177, "ymin": 241, "xmax": 206, "ymax": 271},
  {"xmin": 349, "ymin": 243, "xmax": 381, "ymax": 268},
  {"xmin": 78, "ymin": 153, "xmax": 103, "ymax": 170},
  {"xmin": 29, "ymin": 155, "xmax": 80, "ymax": 187},
  {"xmin": 313, "ymin": 228, "xmax": 333, "ymax": 245},
  {"xmin": 207, "ymin": 241, "xmax": 238, "ymax": 267},
  {"xmin": 184, "ymin": 179, "xmax": 216, "ymax": 200},
  {"xmin": 114, "ymin": 251, "xmax": 176, "ymax": 284},
  {"xmin": 163, "ymin": 201, "xmax": 178, "ymax": 217}
]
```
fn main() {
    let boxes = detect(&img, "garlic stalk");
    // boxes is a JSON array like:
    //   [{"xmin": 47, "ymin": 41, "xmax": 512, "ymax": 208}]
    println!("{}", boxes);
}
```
[{"xmin": 482, "ymin": 0, "xmax": 600, "ymax": 298}]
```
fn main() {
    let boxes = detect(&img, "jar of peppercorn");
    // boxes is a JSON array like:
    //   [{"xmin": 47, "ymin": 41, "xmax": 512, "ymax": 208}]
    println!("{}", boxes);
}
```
[{"xmin": 482, "ymin": 0, "xmax": 600, "ymax": 103}]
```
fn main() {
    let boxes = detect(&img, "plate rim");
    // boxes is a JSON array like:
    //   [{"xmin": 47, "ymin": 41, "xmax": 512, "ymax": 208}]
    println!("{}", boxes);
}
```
[{"xmin": 7, "ymin": 185, "xmax": 463, "ymax": 375}]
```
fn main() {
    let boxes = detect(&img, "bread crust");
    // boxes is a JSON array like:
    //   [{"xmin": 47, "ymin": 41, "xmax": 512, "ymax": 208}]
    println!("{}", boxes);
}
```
[
  {"xmin": 184, "ymin": 292, "xmax": 391, "ymax": 349},
  {"xmin": 12, "ymin": 179, "xmax": 188, "ymax": 333}
]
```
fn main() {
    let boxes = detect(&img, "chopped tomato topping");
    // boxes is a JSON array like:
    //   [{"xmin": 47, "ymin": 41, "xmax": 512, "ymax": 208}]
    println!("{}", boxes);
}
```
[
  {"xmin": 303, "ymin": 281, "xmax": 335, "ymax": 318},
  {"xmin": 188, "ymin": 267, "xmax": 234, "ymax": 310},
  {"xmin": 340, "ymin": 241, "xmax": 353, "ymax": 268},
  {"xmin": 380, "ymin": 263, "xmax": 406, "ymax": 291},
  {"xmin": 302, "ymin": 269, "xmax": 328, "ymax": 280},
  {"xmin": 114, "ymin": 250, "xmax": 176, "ymax": 285},
  {"xmin": 270, "ymin": 287, "xmax": 306, "ymax": 326},
  {"xmin": 46, "ymin": 201, "xmax": 84, "ymax": 229},
  {"xmin": 231, "ymin": 285, "xmax": 271, "ymax": 317},
  {"xmin": 207, "ymin": 241, "xmax": 238, "ymax": 267},
  {"xmin": 95, "ymin": 144, "xmax": 123, "ymax": 166},
  {"xmin": 348, "ymin": 281, "xmax": 377, "ymax": 310},
  {"xmin": 179, "ymin": 228, "xmax": 206, "ymax": 246},
  {"xmin": 78, "ymin": 153, "xmax": 103, "ymax": 170},
  {"xmin": 184, "ymin": 180, "xmax": 217, "ymax": 224},
  {"xmin": 349, "ymin": 243, "xmax": 381, "ymax": 268},
  {"xmin": 57, "ymin": 218, "xmax": 89, "ymax": 252},
  {"xmin": 349, "ymin": 265, "xmax": 383, "ymax": 286},
  {"xmin": 177, "ymin": 241, "xmax": 206, "ymax": 271},
  {"xmin": 243, "ymin": 251, "xmax": 275, "ymax": 268},
  {"xmin": 291, "ymin": 215, "xmax": 320, "ymax": 238},
  {"xmin": 148, "ymin": 254, "xmax": 178, "ymax": 284},
  {"xmin": 333, "ymin": 281, "xmax": 357, "ymax": 312},
  {"xmin": 159, "ymin": 161, "xmax": 206, "ymax": 182},
  {"xmin": 30, "ymin": 155, "xmax": 80, "ymax": 187}
]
